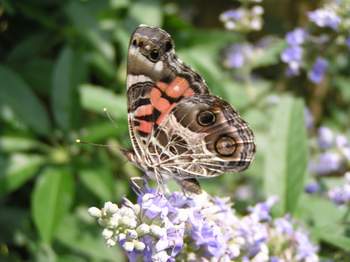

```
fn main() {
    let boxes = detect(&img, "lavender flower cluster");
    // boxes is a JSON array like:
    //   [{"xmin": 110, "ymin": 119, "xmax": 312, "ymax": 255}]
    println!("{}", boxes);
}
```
[
  {"xmin": 328, "ymin": 172, "xmax": 350, "ymax": 205},
  {"xmin": 305, "ymin": 126, "xmax": 350, "ymax": 207},
  {"xmin": 89, "ymin": 187, "xmax": 319, "ymax": 261},
  {"xmin": 281, "ymin": 0, "xmax": 350, "ymax": 84},
  {"xmin": 309, "ymin": 126, "xmax": 350, "ymax": 176},
  {"xmin": 219, "ymin": 0, "xmax": 264, "ymax": 32}
]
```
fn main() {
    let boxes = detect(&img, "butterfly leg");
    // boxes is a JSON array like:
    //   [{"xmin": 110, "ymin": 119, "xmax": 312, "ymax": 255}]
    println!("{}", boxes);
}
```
[
  {"xmin": 130, "ymin": 176, "xmax": 149, "ymax": 195},
  {"xmin": 121, "ymin": 148, "xmax": 139, "ymax": 165},
  {"xmin": 177, "ymin": 178, "xmax": 202, "ymax": 195}
]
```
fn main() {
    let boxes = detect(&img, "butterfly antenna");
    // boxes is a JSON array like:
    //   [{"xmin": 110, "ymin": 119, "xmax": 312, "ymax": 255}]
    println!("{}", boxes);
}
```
[
  {"xmin": 75, "ymin": 139, "xmax": 114, "ymax": 148},
  {"xmin": 103, "ymin": 107, "xmax": 119, "ymax": 128}
]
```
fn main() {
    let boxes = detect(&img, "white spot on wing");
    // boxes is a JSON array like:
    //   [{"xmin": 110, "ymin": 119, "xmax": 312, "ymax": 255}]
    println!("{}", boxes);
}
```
[
  {"xmin": 154, "ymin": 61, "xmax": 163, "ymax": 72},
  {"xmin": 173, "ymin": 85, "xmax": 180, "ymax": 92},
  {"xmin": 127, "ymin": 74, "xmax": 153, "ymax": 88}
]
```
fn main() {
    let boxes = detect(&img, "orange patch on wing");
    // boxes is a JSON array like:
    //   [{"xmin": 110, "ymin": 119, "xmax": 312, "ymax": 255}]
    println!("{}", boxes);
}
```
[
  {"xmin": 156, "ymin": 81, "xmax": 168, "ymax": 92},
  {"xmin": 153, "ymin": 97, "xmax": 171, "ymax": 112},
  {"xmin": 150, "ymin": 86, "xmax": 171, "ymax": 112},
  {"xmin": 183, "ymin": 88, "xmax": 195, "ymax": 97},
  {"xmin": 156, "ymin": 104, "xmax": 176, "ymax": 125},
  {"xmin": 150, "ymin": 87, "xmax": 161, "ymax": 102},
  {"xmin": 137, "ymin": 120, "xmax": 153, "ymax": 134},
  {"xmin": 166, "ymin": 77, "xmax": 189, "ymax": 98},
  {"xmin": 134, "ymin": 104, "xmax": 153, "ymax": 117}
]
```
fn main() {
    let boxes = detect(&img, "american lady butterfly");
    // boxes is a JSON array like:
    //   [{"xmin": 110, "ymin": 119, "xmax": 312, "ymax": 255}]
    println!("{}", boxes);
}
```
[{"xmin": 123, "ymin": 25, "xmax": 255, "ymax": 194}]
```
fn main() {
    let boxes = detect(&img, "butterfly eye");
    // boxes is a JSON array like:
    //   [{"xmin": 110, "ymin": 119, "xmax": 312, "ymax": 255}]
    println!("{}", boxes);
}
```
[
  {"xmin": 197, "ymin": 110, "xmax": 216, "ymax": 126},
  {"xmin": 165, "ymin": 41, "xmax": 173, "ymax": 52},
  {"xmin": 150, "ymin": 49, "xmax": 160, "ymax": 61},
  {"xmin": 215, "ymin": 136, "xmax": 236, "ymax": 156}
]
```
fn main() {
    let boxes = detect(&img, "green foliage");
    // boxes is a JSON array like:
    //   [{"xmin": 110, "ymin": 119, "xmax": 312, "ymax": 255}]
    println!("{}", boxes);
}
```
[
  {"xmin": 0, "ymin": 0, "xmax": 349, "ymax": 260},
  {"xmin": 32, "ymin": 167, "xmax": 74, "ymax": 243},
  {"xmin": 264, "ymin": 96, "xmax": 308, "ymax": 215},
  {"xmin": 0, "ymin": 65, "xmax": 51, "ymax": 134}
]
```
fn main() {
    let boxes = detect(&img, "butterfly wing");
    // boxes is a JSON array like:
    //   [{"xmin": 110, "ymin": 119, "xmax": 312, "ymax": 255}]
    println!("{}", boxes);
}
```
[
  {"xmin": 126, "ymin": 25, "xmax": 256, "ymax": 191},
  {"xmin": 155, "ymin": 95, "xmax": 256, "ymax": 178},
  {"xmin": 126, "ymin": 25, "xmax": 209, "ymax": 169}
]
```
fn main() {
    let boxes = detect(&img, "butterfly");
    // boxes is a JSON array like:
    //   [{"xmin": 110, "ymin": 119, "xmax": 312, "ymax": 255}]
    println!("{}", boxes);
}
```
[{"xmin": 123, "ymin": 25, "xmax": 255, "ymax": 194}]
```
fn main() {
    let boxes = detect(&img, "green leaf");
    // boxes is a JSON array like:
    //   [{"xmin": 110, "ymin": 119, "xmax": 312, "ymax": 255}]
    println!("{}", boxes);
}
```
[
  {"xmin": 80, "ymin": 84, "xmax": 126, "ymax": 119},
  {"xmin": 6, "ymin": 34, "xmax": 49, "ymax": 63},
  {"xmin": 129, "ymin": 0, "xmax": 162, "ymax": 27},
  {"xmin": 65, "ymin": 1, "xmax": 115, "ymax": 61},
  {"xmin": 334, "ymin": 77, "xmax": 350, "ymax": 102},
  {"xmin": 32, "ymin": 167, "xmax": 74, "ymax": 243},
  {"xmin": 0, "ymin": 136, "xmax": 42, "ymax": 152},
  {"xmin": 0, "ymin": 154, "xmax": 45, "ymax": 196},
  {"xmin": 52, "ymin": 47, "xmax": 86, "ymax": 131},
  {"xmin": 79, "ymin": 121, "xmax": 128, "ymax": 143},
  {"xmin": 79, "ymin": 167, "xmax": 114, "ymax": 201},
  {"xmin": 251, "ymin": 38, "xmax": 286, "ymax": 68},
  {"xmin": 312, "ymin": 225, "xmax": 350, "ymax": 252},
  {"xmin": 264, "ymin": 96, "xmax": 308, "ymax": 215},
  {"xmin": 0, "ymin": 65, "xmax": 51, "ymax": 134},
  {"xmin": 56, "ymin": 213, "xmax": 123, "ymax": 261},
  {"xmin": 14, "ymin": 58, "xmax": 53, "ymax": 95},
  {"xmin": 0, "ymin": 207, "xmax": 28, "ymax": 243}
]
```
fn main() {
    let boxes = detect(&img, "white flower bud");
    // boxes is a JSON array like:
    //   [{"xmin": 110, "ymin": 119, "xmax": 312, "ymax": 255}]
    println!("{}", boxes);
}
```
[
  {"xmin": 142, "ymin": 193, "xmax": 154, "ymax": 202},
  {"xmin": 126, "ymin": 229, "xmax": 138, "ymax": 239},
  {"xmin": 137, "ymin": 223, "xmax": 150, "ymax": 235},
  {"xmin": 118, "ymin": 233, "xmax": 126, "ymax": 241},
  {"xmin": 120, "ymin": 216, "xmax": 137, "ymax": 228},
  {"xmin": 152, "ymin": 250, "xmax": 169, "ymax": 261},
  {"xmin": 134, "ymin": 240, "xmax": 146, "ymax": 251},
  {"xmin": 252, "ymin": 6, "xmax": 264, "ymax": 15},
  {"xmin": 133, "ymin": 204, "xmax": 141, "ymax": 214},
  {"xmin": 225, "ymin": 21, "xmax": 236, "ymax": 30},
  {"xmin": 122, "ymin": 241, "xmax": 135, "ymax": 252},
  {"xmin": 176, "ymin": 209, "xmax": 189, "ymax": 222},
  {"xmin": 150, "ymin": 225, "xmax": 165, "ymax": 237},
  {"xmin": 104, "ymin": 202, "xmax": 118, "ymax": 214},
  {"xmin": 102, "ymin": 229, "xmax": 114, "ymax": 239},
  {"xmin": 109, "ymin": 213, "xmax": 121, "ymax": 228},
  {"xmin": 88, "ymin": 207, "xmax": 101, "ymax": 218},
  {"xmin": 106, "ymin": 238, "xmax": 116, "ymax": 247},
  {"xmin": 250, "ymin": 18, "xmax": 262, "ymax": 30}
]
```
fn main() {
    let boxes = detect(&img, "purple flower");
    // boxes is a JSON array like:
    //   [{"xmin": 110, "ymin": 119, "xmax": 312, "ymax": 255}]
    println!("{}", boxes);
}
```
[
  {"xmin": 335, "ymin": 135, "xmax": 349, "ymax": 148},
  {"xmin": 305, "ymin": 182, "xmax": 321, "ymax": 194},
  {"xmin": 90, "ymin": 181, "xmax": 319, "ymax": 261},
  {"xmin": 308, "ymin": 57, "xmax": 328, "ymax": 84},
  {"xmin": 342, "ymin": 147, "xmax": 350, "ymax": 161},
  {"xmin": 317, "ymin": 126, "xmax": 334, "ymax": 149},
  {"xmin": 248, "ymin": 196, "xmax": 278, "ymax": 222},
  {"xmin": 220, "ymin": 9, "xmax": 244, "ymax": 21},
  {"xmin": 295, "ymin": 231, "xmax": 319, "ymax": 261},
  {"xmin": 308, "ymin": 9, "xmax": 341, "ymax": 30},
  {"xmin": 346, "ymin": 37, "xmax": 350, "ymax": 49},
  {"xmin": 224, "ymin": 44, "xmax": 253, "ymax": 68},
  {"xmin": 281, "ymin": 46, "xmax": 303, "ymax": 75},
  {"xmin": 286, "ymin": 28, "xmax": 308, "ymax": 46},
  {"xmin": 281, "ymin": 46, "xmax": 303, "ymax": 63},
  {"xmin": 140, "ymin": 193, "xmax": 169, "ymax": 219},
  {"xmin": 304, "ymin": 108, "xmax": 314, "ymax": 130},
  {"xmin": 309, "ymin": 152, "xmax": 342, "ymax": 175},
  {"xmin": 328, "ymin": 184, "xmax": 350, "ymax": 205},
  {"xmin": 274, "ymin": 216, "xmax": 294, "ymax": 236}
]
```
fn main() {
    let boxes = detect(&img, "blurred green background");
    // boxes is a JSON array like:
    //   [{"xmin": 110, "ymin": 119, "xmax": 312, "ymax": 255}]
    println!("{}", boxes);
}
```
[{"xmin": 0, "ymin": 0, "xmax": 349, "ymax": 261}]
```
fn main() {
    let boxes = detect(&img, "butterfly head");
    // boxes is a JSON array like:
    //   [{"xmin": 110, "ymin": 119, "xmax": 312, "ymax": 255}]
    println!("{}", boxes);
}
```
[
  {"xmin": 130, "ymin": 25, "xmax": 174, "ymax": 62},
  {"xmin": 127, "ymin": 25, "xmax": 175, "ymax": 80}
]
